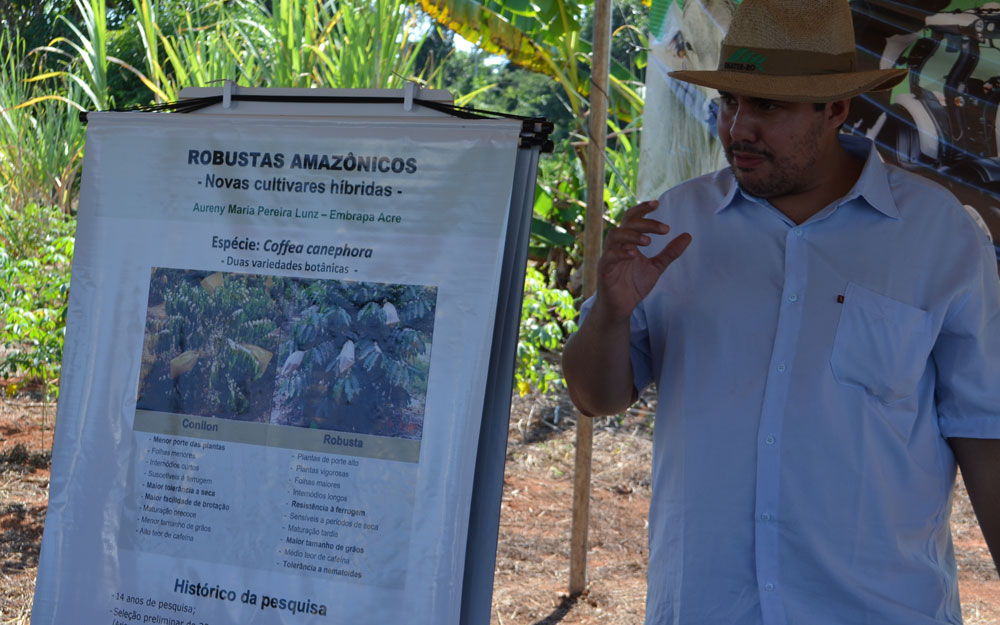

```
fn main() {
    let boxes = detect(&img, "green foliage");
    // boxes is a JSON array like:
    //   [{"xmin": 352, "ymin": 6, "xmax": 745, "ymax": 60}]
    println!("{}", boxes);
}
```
[
  {"xmin": 0, "ymin": 35, "xmax": 83, "ymax": 393},
  {"xmin": 139, "ymin": 269, "xmax": 283, "ymax": 418},
  {"xmin": 0, "ymin": 1, "xmax": 78, "ymax": 57},
  {"xmin": 125, "ymin": 0, "xmax": 430, "ymax": 102},
  {"xmin": 417, "ymin": 0, "xmax": 645, "ymax": 122},
  {"xmin": 17, "ymin": 0, "xmax": 117, "ymax": 112},
  {"xmin": 516, "ymin": 266, "xmax": 576, "ymax": 395},
  {"xmin": 0, "ymin": 34, "xmax": 85, "ymax": 216},
  {"xmin": 315, "ymin": 0, "xmax": 428, "ymax": 89},
  {"xmin": 0, "ymin": 203, "xmax": 76, "ymax": 395},
  {"xmin": 151, "ymin": 5, "xmax": 252, "ymax": 101},
  {"xmin": 57, "ymin": 0, "xmax": 111, "ymax": 110},
  {"xmin": 13, "ymin": 0, "xmax": 433, "ymax": 112},
  {"xmin": 603, "ymin": 116, "xmax": 641, "ymax": 219},
  {"xmin": 277, "ymin": 280, "xmax": 436, "ymax": 437},
  {"xmin": 469, "ymin": 63, "xmax": 576, "ymax": 142}
]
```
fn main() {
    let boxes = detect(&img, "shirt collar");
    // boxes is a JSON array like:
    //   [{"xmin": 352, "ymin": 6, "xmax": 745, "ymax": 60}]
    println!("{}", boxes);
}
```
[
  {"xmin": 839, "ymin": 134, "xmax": 900, "ymax": 218},
  {"xmin": 715, "ymin": 134, "xmax": 900, "ymax": 219}
]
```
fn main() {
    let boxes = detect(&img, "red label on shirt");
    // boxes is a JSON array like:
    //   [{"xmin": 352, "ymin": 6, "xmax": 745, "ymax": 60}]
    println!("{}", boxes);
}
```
[{"xmin": 837, "ymin": 295, "xmax": 845, "ymax": 304}]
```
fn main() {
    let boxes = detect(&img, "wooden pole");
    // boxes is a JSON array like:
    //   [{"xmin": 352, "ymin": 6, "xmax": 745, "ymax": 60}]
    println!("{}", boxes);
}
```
[{"xmin": 569, "ymin": 0, "xmax": 613, "ymax": 597}]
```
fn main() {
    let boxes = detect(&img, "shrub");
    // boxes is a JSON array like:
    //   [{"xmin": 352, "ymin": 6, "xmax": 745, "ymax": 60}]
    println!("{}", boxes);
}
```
[
  {"xmin": 516, "ymin": 266, "xmax": 577, "ymax": 395},
  {"xmin": 0, "ymin": 203, "xmax": 76, "ymax": 396}
]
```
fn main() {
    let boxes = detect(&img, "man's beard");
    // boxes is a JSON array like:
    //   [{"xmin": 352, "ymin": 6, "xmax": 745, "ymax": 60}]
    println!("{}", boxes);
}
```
[{"xmin": 725, "ymin": 123, "xmax": 822, "ymax": 200}]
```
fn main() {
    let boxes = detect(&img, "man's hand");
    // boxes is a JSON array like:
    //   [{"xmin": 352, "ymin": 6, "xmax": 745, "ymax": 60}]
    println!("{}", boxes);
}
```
[
  {"xmin": 593, "ymin": 200, "xmax": 693, "ymax": 323},
  {"xmin": 562, "ymin": 200, "xmax": 691, "ymax": 417}
]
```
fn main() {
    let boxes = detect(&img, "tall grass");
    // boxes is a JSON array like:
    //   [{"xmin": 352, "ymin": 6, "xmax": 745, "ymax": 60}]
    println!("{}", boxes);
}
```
[
  {"xmin": 25, "ymin": 0, "xmax": 116, "ymax": 112},
  {"xmin": 154, "ymin": 5, "xmax": 255, "ymax": 99},
  {"xmin": 53, "ymin": 0, "xmax": 110, "ymax": 110},
  {"xmin": 316, "ymin": 0, "xmax": 426, "ymax": 88},
  {"xmin": 0, "ymin": 36, "xmax": 84, "ymax": 218},
  {"xmin": 126, "ymin": 0, "xmax": 430, "ymax": 98}
]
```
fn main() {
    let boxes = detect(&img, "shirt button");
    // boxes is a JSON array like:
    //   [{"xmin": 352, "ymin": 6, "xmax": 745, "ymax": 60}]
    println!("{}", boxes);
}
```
[
  {"xmin": 765, "ymin": 435, "xmax": 776, "ymax": 445},
  {"xmin": 787, "ymin": 294, "xmax": 799, "ymax": 303},
  {"xmin": 764, "ymin": 582, "xmax": 775, "ymax": 591},
  {"xmin": 760, "ymin": 513, "xmax": 771, "ymax": 521},
  {"xmin": 794, "ymin": 229, "xmax": 804, "ymax": 238},
  {"xmin": 776, "ymin": 363, "xmax": 786, "ymax": 373}
]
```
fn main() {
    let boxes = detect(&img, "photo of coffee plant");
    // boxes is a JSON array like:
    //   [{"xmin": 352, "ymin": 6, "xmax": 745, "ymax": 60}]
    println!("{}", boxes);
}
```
[
  {"xmin": 270, "ymin": 279, "xmax": 437, "ymax": 440},
  {"xmin": 136, "ymin": 268, "xmax": 284, "ymax": 421},
  {"xmin": 135, "ymin": 267, "xmax": 437, "ymax": 440}
]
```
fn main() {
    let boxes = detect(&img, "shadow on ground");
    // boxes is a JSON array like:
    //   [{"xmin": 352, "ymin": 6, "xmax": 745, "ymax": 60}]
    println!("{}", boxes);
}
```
[{"xmin": 530, "ymin": 594, "xmax": 579, "ymax": 625}]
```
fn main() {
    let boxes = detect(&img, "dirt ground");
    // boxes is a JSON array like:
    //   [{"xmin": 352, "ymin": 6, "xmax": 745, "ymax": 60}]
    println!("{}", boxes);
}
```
[{"xmin": 1, "ymin": 391, "xmax": 997, "ymax": 625}]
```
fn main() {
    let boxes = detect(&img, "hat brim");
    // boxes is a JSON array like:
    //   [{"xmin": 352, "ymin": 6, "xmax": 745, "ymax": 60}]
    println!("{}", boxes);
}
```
[{"xmin": 667, "ymin": 68, "xmax": 908, "ymax": 103}]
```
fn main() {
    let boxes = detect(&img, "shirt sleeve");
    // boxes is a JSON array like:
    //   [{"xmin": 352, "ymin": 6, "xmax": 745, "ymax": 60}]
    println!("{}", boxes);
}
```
[
  {"xmin": 628, "ymin": 299, "xmax": 654, "ymax": 393},
  {"xmin": 579, "ymin": 294, "xmax": 655, "ymax": 396},
  {"xmin": 935, "ymin": 241, "xmax": 1000, "ymax": 439}
]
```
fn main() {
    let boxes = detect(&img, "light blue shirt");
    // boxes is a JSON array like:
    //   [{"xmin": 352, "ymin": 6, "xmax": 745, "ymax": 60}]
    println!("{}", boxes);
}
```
[{"xmin": 583, "ymin": 135, "xmax": 1000, "ymax": 624}]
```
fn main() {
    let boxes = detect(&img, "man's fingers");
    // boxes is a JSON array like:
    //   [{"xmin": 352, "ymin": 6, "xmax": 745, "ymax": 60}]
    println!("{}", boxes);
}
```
[
  {"xmin": 601, "ymin": 200, "xmax": 685, "ymax": 272},
  {"xmin": 650, "ymin": 233, "xmax": 692, "ymax": 270},
  {"xmin": 604, "ymin": 226, "xmax": 654, "ymax": 251},
  {"xmin": 623, "ymin": 218, "xmax": 671, "ymax": 236},
  {"xmin": 621, "ymin": 200, "xmax": 670, "ymax": 234},
  {"xmin": 622, "ymin": 199, "xmax": 659, "ymax": 219}
]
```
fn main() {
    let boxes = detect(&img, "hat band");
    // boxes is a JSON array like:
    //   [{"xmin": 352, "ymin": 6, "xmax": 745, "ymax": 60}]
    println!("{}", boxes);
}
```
[{"xmin": 718, "ymin": 45, "xmax": 857, "ymax": 76}]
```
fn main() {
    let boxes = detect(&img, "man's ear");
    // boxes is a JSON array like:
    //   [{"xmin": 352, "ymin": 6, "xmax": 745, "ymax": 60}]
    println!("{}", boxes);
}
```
[{"xmin": 827, "ymin": 98, "xmax": 851, "ymax": 128}]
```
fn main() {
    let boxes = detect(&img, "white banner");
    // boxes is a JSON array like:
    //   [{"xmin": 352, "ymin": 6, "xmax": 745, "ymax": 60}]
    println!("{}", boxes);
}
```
[{"xmin": 32, "ymin": 111, "xmax": 521, "ymax": 625}]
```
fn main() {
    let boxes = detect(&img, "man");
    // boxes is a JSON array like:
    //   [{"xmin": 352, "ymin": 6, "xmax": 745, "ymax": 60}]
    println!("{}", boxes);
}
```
[{"xmin": 562, "ymin": 1, "xmax": 1000, "ymax": 623}]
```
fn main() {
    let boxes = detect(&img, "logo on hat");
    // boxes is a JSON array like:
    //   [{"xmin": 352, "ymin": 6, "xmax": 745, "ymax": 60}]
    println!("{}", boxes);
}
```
[{"xmin": 724, "ymin": 48, "xmax": 767, "ymax": 73}]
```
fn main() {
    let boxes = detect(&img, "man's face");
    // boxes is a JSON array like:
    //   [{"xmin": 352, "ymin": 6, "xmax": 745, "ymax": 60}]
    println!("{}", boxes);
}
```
[{"xmin": 716, "ymin": 92, "xmax": 828, "ymax": 200}]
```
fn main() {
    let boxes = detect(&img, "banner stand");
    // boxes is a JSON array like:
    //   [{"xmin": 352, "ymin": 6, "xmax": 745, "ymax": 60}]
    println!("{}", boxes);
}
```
[{"xmin": 34, "ymin": 85, "xmax": 550, "ymax": 625}]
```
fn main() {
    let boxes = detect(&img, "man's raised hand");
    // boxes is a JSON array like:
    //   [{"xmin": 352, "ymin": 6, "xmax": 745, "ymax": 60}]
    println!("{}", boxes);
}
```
[{"xmin": 595, "ymin": 200, "xmax": 692, "ymax": 322}]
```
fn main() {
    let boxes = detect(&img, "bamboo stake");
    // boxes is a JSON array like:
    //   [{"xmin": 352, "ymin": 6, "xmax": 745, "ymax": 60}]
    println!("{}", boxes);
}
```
[{"xmin": 569, "ymin": 0, "xmax": 613, "ymax": 597}]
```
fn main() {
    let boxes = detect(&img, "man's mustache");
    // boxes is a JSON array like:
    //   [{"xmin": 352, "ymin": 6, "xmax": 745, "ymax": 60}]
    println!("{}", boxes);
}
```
[{"xmin": 728, "ymin": 142, "xmax": 772, "ymax": 159}]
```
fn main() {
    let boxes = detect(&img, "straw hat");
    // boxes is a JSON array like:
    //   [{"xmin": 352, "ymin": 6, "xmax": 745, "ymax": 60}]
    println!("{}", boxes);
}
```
[{"xmin": 668, "ymin": 0, "xmax": 907, "ymax": 102}]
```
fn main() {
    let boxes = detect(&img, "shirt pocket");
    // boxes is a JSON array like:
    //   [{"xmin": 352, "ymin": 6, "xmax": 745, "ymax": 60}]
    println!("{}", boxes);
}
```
[{"xmin": 830, "ymin": 282, "xmax": 934, "ymax": 405}]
